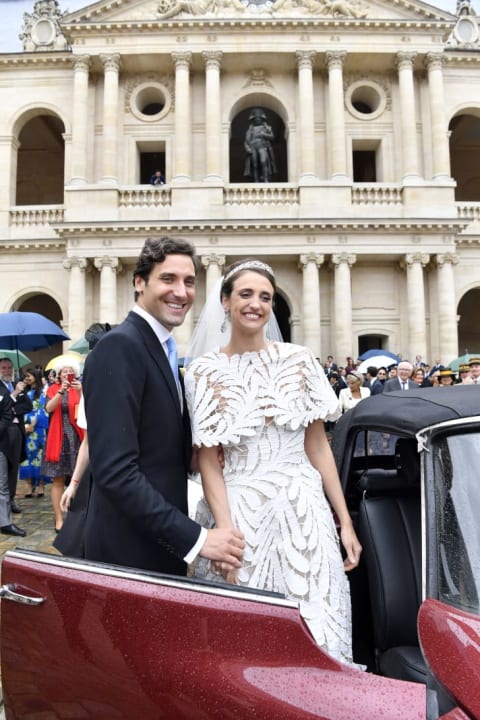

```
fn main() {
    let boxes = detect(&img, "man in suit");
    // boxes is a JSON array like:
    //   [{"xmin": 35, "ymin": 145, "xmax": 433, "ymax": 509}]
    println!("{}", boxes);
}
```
[
  {"xmin": 83, "ymin": 236, "xmax": 244, "ymax": 575},
  {"xmin": 0, "ymin": 357, "xmax": 33, "ymax": 514},
  {"xmin": 0, "ymin": 384, "xmax": 26, "ymax": 536},
  {"xmin": 383, "ymin": 360, "xmax": 414, "ymax": 392}
]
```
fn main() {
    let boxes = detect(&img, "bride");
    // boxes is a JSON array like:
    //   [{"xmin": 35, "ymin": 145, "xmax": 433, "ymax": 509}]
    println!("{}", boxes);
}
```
[{"xmin": 184, "ymin": 258, "xmax": 362, "ymax": 667}]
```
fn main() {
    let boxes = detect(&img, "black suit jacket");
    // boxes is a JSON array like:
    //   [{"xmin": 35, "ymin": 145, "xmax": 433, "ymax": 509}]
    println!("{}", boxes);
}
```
[
  {"xmin": 83, "ymin": 311, "xmax": 200, "ymax": 574},
  {"xmin": 0, "ymin": 386, "xmax": 14, "ymax": 457},
  {"xmin": 383, "ymin": 378, "xmax": 411, "ymax": 392},
  {"xmin": 0, "ymin": 378, "xmax": 32, "ymax": 463}
]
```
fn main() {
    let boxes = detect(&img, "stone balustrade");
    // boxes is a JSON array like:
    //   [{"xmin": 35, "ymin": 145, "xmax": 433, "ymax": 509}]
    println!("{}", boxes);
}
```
[
  {"xmin": 224, "ymin": 184, "xmax": 299, "ymax": 206},
  {"xmin": 351, "ymin": 184, "xmax": 403, "ymax": 205},
  {"xmin": 118, "ymin": 187, "xmax": 171, "ymax": 207},
  {"xmin": 10, "ymin": 205, "xmax": 65, "ymax": 226}
]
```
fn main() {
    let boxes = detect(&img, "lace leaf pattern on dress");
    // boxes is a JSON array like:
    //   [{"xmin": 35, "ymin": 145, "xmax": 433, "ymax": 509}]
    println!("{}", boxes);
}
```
[{"xmin": 184, "ymin": 343, "xmax": 340, "ymax": 448}]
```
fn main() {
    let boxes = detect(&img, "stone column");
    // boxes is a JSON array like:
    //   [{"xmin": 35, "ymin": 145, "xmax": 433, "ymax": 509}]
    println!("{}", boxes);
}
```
[
  {"xmin": 70, "ymin": 55, "xmax": 91, "ymax": 186},
  {"xmin": 395, "ymin": 52, "xmax": 419, "ymax": 180},
  {"xmin": 299, "ymin": 253, "xmax": 324, "ymax": 357},
  {"xmin": 201, "ymin": 253, "xmax": 226, "ymax": 297},
  {"xmin": 203, "ymin": 51, "xmax": 223, "ymax": 181},
  {"xmin": 100, "ymin": 53, "xmax": 121, "ymax": 184},
  {"xmin": 404, "ymin": 253, "xmax": 429, "ymax": 361},
  {"xmin": 332, "ymin": 253, "xmax": 356, "ymax": 361},
  {"xmin": 325, "ymin": 51, "xmax": 347, "ymax": 179},
  {"xmin": 436, "ymin": 253, "xmax": 459, "ymax": 362},
  {"xmin": 296, "ymin": 50, "xmax": 316, "ymax": 179},
  {"xmin": 63, "ymin": 257, "xmax": 87, "ymax": 342},
  {"xmin": 425, "ymin": 53, "xmax": 450, "ymax": 180},
  {"xmin": 94, "ymin": 256, "xmax": 121, "ymax": 323},
  {"xmin": 172, "ymin": 52, "xmax": 192, "ymax": 182}
]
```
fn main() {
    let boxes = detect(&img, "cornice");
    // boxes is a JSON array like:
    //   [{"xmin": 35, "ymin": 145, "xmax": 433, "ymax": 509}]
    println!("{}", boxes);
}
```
[
  {"xmin": 1, "ymin": 239, "xmax": 65, "ymax": 251},
  {"xmin": 0, "ymin": 53, "xmax": 73, "ymax": 68},
  {"xmin": 52, "ymin": 218, "xmax": 469, "ymax": 238}
]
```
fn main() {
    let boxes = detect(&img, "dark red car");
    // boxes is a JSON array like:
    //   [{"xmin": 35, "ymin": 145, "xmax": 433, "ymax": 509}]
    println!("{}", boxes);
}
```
[{"xmin": 1, "ymin": 387, "xmax": 480, "ymax": 719}]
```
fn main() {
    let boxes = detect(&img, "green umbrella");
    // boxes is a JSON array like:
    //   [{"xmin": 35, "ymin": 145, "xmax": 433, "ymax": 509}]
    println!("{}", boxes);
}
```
[
  {"xmin": 449, "ymin": 353, "xmax": 480, "ymax": 373},
  {"xmin": 69, "ymin": 336, "xmax": 89, "ymax": 354},
  {"xmin": 0, "ymin": 348, "xmax": 32, "ymax": 370}
]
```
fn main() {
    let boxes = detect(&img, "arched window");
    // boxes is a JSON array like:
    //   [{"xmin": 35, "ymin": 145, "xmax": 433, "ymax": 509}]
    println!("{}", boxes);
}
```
[
  {"xmin": 229, "ymin": 107, "xmax": 288, "ymax": 183},
  {"xmin": 449, "ymin": 113, "xmax": 480, "ymax": 201},
  {"xmin": 16, "ymin": 114, "xmax": 65, "ymax": 205}
]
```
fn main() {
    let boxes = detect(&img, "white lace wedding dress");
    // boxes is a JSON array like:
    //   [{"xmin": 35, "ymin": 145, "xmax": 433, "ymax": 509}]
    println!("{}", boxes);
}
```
[{"xmin": 185, "ymin": 342, "xmax": 357, "ymax": 667}]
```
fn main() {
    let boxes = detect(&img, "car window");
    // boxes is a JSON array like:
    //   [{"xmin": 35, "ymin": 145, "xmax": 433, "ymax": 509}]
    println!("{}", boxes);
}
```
[{"xmin": 433, "ymin": 433, "xmax": 480, "ymax": 614}]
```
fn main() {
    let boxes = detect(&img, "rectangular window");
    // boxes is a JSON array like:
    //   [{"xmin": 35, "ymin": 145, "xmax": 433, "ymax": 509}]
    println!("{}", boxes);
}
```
[
  {"xmin": 351, "ymin": 139, "xmax": 381, "ymax": 182},
  {"xmin": 136, "ymin": 141, "xmax": 167, "ymax": 184}
]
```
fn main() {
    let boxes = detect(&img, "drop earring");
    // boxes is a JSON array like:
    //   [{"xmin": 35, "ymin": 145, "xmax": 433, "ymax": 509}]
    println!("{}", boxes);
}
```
[{"xmin": 221, "ymin": 309, "xmax": 230, "ymax": 333}]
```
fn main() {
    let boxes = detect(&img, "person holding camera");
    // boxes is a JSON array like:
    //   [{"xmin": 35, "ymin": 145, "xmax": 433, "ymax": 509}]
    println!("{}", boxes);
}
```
[{"xmin": 41, "ymin": 358, "xmax": 84, "ymax": 533}]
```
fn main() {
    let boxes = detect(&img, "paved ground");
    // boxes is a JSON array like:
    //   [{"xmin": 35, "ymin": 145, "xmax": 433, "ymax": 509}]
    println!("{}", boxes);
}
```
[{"xmin": 0, "ymin": 480, "xmax": 60, "ymax": 717}]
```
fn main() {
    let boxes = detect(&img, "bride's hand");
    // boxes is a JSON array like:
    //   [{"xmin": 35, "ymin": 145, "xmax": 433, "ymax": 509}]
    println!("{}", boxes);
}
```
[{"xmin": 211, "ymin": 561, "xmax": 238, "ymax": 584}]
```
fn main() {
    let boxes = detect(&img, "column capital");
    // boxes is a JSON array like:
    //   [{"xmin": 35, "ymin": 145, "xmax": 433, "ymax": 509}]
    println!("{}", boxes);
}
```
[
  {"xmin": 299, "ymin": 253, "xmax": 324, "ymax": 269},
  {"xmin": 424, "ymin": 52, "xmax": 444, "ymax": 71},
  {"xmin": 405, "ymin": 253, "xmax": 430, "ymax": 268},
  {"xmin": 172, "ymin": 51, "xmax": 192, "ymax": 69},
  {"xmin": 73, "ymin": 55, "xmax": 91, "ymax": 73},
  {"xmin": 296, "ymin": 50, "xmax": 316, "ymax": 70},
  {"xmin": 201, "ymin": 254, "xmax": 226, "ymax": 270},
  {"xmin": 325, "ymin": 51, "xmax": 347, "ymax": 70},
  {"xmin": 436, "ymin": 253, "xmax": 459, "ymax": 267},
  {"xmin": 99, "ymin": 53, "xmax": 122, "ymax": 73},
  {"xmin": 202, "ymin": 50, "xmax": 223, "ymax": 69},
  {"xmin": 332, "ymin": 253, "xmax": 356, "ymax": 267},
  {"xmin": 94, "ymin": 256, "xmax": 121, "ymax": 272},
  {"xmin": 63, "ymin": 256, "xmax": 87, "ymax": 271},
  {"xmin": 395, "ymin": 51, "xmax": 417, "ymax": 70}
]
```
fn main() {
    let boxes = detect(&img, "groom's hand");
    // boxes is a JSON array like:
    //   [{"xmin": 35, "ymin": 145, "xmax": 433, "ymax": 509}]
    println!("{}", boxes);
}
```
[{"xmin": 200, "ymin": 528, "xmax": 245, "ymax": 567}]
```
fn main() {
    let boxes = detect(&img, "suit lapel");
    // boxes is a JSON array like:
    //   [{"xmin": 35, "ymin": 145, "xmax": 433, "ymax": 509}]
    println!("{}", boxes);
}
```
[{"xmin": 126, "ymin": 312, "xmax": 183, "ymax": 419}]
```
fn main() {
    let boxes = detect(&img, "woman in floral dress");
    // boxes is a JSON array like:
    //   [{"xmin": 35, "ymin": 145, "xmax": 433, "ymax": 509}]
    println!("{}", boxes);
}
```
[{"xmin": 19, "ymin": 367, "xmax": 50, "ymax": 497}]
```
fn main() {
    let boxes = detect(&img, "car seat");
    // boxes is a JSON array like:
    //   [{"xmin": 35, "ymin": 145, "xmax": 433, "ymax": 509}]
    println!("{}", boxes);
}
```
[{"xmin": 357, "ymin": 439, "xmax": 426, "ymax": 684}]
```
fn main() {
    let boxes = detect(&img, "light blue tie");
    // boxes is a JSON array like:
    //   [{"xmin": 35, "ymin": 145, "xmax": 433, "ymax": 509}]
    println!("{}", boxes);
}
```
[
  {"xmin": 166, "ymin": 335, "xmax": 178, "ymax": 378},
  {"xmin": 6, "ymin": 381, "xmax": 14, "ymax": 393}
]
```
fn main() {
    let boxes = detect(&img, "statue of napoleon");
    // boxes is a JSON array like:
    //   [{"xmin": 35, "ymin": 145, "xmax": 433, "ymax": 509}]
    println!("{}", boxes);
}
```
[{"xmin": 243, "ymin": 108, "xmax": 277, "ymax": 183}]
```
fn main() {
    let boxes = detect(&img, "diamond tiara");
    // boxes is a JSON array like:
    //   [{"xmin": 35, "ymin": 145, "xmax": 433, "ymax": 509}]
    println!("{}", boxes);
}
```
[{"xmin": 223, "ymin": 260, "xmax": 274, "ymax": 285}]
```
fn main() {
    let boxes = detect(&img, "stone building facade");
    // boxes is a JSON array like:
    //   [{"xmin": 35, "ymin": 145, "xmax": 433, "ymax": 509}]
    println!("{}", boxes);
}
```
[{"xmin": 1, "ymin": 0, "xmax": 480, "ymax": 366}]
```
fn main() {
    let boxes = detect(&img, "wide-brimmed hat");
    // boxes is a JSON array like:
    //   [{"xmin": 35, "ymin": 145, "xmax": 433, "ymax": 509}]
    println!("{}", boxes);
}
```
[
  {"xmin": 459, "ymin": 364, "xmax": 471, "ymax": 373},
  {"xmin": 439, "ymin": 368, "xmax": 455, "ymax": 378},
  {"xmin": 468, "ymin": 357, "xmax": 480, "ymax": 366}
]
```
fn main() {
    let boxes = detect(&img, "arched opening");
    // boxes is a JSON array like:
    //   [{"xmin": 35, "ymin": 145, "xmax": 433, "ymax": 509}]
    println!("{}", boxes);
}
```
[
  {"xmin": 449, "ymin": 113, "xmax": 480, "ymax": 201},
  {"xmin": 358, "ymin": 333, "xmax": 390, "ymax": 357},
  {"xmin": 229, "ymin": 107, "xmax": 288, "ymax": 183},
  {"xmin": 12, "ymin": 294, "xmax": 65, "ymax": 370},
  {"xmin": 274, "ymin": 291, "xmax": 291, "ymax": 342},
  {"xmin": 458, "ymin": 288, "xmax": 480, "ymax": 353},
  {"xmin": 16, "ymin": 114, "xmax": 65, "ymax": 205}
]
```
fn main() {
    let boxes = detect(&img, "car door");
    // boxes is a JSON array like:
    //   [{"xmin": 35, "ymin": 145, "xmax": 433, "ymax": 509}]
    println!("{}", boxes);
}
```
[
  {"xmin": 419, "ymin": 424, "xmax": 480, "ymax": 720},
  {"xmin": 1, "ymin": 550, "xmax": 425, "ymax": 720}
]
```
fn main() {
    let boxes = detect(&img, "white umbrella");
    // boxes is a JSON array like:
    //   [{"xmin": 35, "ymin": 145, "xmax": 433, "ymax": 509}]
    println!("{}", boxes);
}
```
[{"xmin": 357, "ymin": 355, "xmax": 398, "ymax": 374}]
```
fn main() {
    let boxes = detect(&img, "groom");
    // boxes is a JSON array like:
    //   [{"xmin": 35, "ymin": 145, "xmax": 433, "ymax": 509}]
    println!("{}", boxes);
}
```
[{"xmin": 83, "ymin": 236, "xmax": 244, "ymax": 574}]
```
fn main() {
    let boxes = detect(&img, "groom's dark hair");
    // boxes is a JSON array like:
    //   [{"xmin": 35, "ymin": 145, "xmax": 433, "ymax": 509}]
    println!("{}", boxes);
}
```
[{"xmin": 133, "ymin": 236, "xmax": 198, "ymax": 300}]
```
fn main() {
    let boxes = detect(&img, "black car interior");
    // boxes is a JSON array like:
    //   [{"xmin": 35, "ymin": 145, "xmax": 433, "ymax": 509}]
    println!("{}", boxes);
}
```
[{"xmin": 347, "ymin": 434, "xmax": 427, "ymax": 682}]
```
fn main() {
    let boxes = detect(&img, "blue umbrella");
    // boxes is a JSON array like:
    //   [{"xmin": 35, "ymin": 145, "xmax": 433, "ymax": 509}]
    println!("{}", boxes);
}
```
[
  {"xmin": 0, "ymin": 312, "xmax": 69, "ymax": 368},
  {"xmin": 359, "ymin": 348, "xmax": 400, "ymax": 362}
]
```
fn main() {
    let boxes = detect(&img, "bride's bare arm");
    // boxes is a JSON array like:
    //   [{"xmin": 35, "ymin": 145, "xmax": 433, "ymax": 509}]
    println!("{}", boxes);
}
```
[
  {"xmin": 305, "ymin": 419, "xmax": 362, "ymax": 571},
  {"xmin": 198, "ymin": 445, "xmax": 234, "ymax": 529}
]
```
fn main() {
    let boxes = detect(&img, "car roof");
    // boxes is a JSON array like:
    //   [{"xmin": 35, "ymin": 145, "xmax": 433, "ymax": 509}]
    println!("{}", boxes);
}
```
[{"xmin": 332, "ymin": 386, "xmax": 480, "ymax": 468}]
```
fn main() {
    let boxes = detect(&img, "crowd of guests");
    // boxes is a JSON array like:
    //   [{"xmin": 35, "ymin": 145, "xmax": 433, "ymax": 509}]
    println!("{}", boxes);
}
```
[
  {"xmin": 0, "ymin": 355, "xmax": 83, "ymax": 537},
  {"xmin": 322, "ymin": 354, "xmax": 480, "ymax": 413}
]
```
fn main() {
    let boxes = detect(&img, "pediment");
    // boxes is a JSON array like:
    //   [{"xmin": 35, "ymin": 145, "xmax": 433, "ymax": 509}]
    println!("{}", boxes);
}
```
[{"xmin": 63, "ymin": 0, "xmax": 457, "ymax": 25}]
